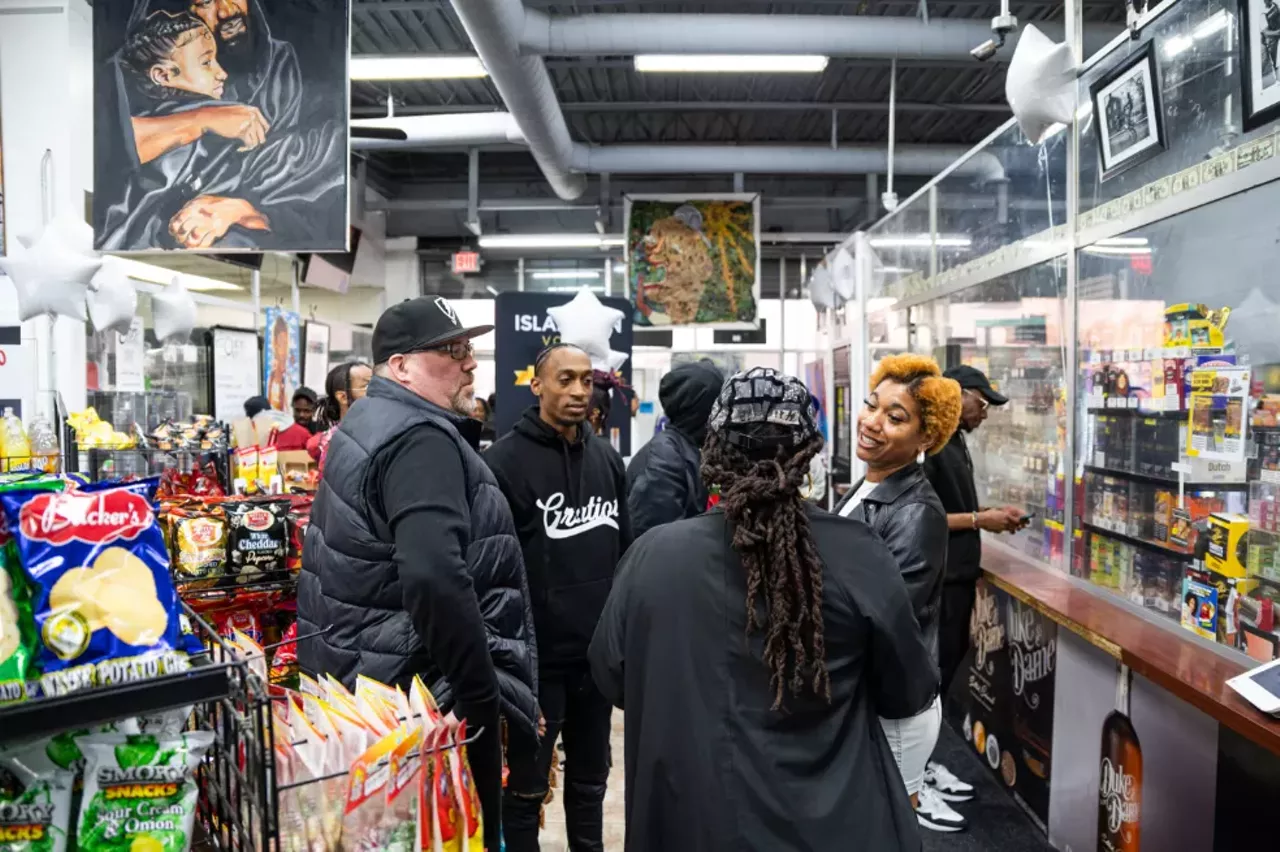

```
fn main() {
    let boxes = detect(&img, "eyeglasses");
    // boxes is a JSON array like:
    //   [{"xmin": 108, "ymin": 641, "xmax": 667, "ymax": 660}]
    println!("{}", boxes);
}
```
[
  {"xmin": 428, "ymin": 340, "xmax": 475, "ymax": 362},
  {"xmin": 965, "ymin": 389, "xmax": 990, "ymax": 412}
]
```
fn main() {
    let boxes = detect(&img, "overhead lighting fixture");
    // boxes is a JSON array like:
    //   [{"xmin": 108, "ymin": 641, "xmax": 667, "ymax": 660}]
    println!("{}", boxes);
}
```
[
  {"xmin": 869, "ymin": 236, "xmax": 972, "ymax": 249},
  {"xmin": 867, "ymin": 297, "xmax": 901, "ymax": 311},
  {"xmin": 547, "ymin": 285, "xmax": 606, "ymax": 294},
  {"xmin": 114, "ymin": 257, "xmax": 242, "ymax": 292},
  {"xmin": 1095, "ymin": 237, "xmax": 1149, "ymax": 247},
  {"xmin": 350, "ymin": 55, "xmax": 487, "ymax": 81},
  {"xmin": 479, "ymin": 234, "xmax": 624, "ymax": 250},
  {"xmin": 1164, "ymin": 34, "xmax": 1195, "ymax": 58},
  {"xmin": 1192, "ymin": 10, "xmax": 1230, "ymax": 40},
  {"xmin": 1083, "ymin": 245, "xmax": 1154, "ymax": 256},
  {"xmin": 530, "ymin": 270, "xmax": 602, "ymax": 280},
  {"xmin": 634, "ymin": 54, "xmax": 829, "ymax": 74}
]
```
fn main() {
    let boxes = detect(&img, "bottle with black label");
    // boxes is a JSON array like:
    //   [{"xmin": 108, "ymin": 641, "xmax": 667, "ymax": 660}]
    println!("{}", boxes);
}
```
[{"xmin": 1098, "ymin": 664, "xmax": 1143, "ymax": 852}]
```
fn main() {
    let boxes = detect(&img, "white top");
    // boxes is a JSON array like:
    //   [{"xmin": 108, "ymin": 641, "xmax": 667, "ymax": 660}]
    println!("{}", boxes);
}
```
[{"xmin": 838, "ymin": 479, "xmax": 879, "ymax": 517}]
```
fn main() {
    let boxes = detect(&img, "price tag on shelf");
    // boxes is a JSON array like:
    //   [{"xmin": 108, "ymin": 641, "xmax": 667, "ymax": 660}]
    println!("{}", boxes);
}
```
[
  {"xmin": 1262, "ymin": 469, "xmax": 1280, "ymax": 485},
  {"xmin": 1095, "ymin": 452, "xmax": 1106, "ymax": 468}
]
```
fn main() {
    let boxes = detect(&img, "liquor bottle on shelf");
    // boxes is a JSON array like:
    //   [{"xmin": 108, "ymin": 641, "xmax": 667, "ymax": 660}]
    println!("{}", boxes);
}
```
[{"xmin": 1098, "ymin": 665, "xmax": 1142, "ymax": 852}]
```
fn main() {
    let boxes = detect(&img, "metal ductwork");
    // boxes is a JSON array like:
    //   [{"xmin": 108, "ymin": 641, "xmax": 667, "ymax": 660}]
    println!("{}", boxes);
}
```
[
  {"xmin": 567, "ymin": 144, "xmax": 1004, "ymax": 181},
  {"xmin": 351, "ymin": 113, "xmax": 524, "ymax": 151},
  {"xmin": 448, "ymin": 0, "xmax": 588, "ymax": 199},
  {"xmin": 520, "ymin": 12, "xmax": 1122, "ymax": 61}
]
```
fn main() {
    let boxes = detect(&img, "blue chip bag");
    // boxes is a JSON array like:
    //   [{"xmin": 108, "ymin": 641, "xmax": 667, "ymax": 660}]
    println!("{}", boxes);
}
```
[{"xmin": 0, "ymin": 482, "xmax": 190, "ymax": 697}]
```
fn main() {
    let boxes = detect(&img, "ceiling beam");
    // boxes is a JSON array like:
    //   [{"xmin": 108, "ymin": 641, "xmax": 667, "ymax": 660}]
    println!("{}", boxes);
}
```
[{"xmin": 351, "ymin": 99, "xmax": 1010, "ymax": 118}]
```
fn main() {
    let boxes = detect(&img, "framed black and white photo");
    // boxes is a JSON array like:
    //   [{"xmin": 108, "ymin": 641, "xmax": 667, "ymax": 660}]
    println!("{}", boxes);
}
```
[
  {"xmin": 1090, "ymin": 42, "xmax": 1166, "ymax": 180},
  {"xmin": 1241, "ymin": 0, "xmax": 1280, "ymax": 130}
]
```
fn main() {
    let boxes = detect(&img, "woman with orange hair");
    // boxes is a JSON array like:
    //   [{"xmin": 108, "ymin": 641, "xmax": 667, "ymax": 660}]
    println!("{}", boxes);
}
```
[{"xmin": 835, "ymin": 353, "xmax": 964, "ymax": 833}]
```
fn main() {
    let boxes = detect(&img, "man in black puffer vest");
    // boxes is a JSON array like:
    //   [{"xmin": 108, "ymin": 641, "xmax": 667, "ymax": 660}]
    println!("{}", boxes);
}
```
[{"xmin": 298, "ymin": 296, "xmax": 538, "ymax": 852}]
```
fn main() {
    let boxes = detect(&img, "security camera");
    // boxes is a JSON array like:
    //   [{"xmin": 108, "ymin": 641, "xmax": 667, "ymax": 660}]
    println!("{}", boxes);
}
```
[{"xmin": 972, "ymin": 4, "xmax": 1018, "ymax": 61}]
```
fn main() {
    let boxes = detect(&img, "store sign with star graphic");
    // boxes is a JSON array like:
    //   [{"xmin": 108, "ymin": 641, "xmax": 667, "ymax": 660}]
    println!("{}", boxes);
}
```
[{"xmin": 495, "ymin": 291, "xmax": 634, "ymax": 453}]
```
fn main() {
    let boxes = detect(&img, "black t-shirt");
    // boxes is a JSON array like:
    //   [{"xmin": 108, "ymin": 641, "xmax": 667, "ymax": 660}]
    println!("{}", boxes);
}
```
[{"xmin": 923, "ymin": 430, "xmax": 983, "ymax": 584}]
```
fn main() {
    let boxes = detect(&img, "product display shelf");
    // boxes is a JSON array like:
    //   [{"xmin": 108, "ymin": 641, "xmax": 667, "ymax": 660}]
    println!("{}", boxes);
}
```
[
  {"xmin": 1082, "ymin": 463, "xmax": 1250, "ymax": 491},
  {"xmin": 1081, "ymin": 520, "xmax": 1193, "ymax": 561},
  {"xmin": 0, "ymin": 604, "xmax": 234, "ymax": 746}
]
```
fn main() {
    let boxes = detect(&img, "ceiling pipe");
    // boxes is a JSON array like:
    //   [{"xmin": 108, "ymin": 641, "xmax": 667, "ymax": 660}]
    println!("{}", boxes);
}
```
[
  {"xmin": 448, "ymin": 0, "xmax": 588, "ymax": 199},
  {"xmin": 567, "ymin": 144, "xmax": 1004, "ymax": 181},
  {"xmin": 351, "ymin": 113, "xmax": 524, "ymax": 150},
  {"xmin": 521, "ymin": 12, "xmax": 1122, "ymax": 59},
  {"xmin": 354, "ymin": 112, "xmax": 1006, "ymax": 180}
]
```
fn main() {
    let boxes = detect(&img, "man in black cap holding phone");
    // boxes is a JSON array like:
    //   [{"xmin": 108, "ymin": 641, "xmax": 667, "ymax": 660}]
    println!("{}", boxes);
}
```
[
  {"xmin": 918, "ymin": 364, "xmax": 1026, "ymax": 812},
  {"xmin": 298, "ymin": 296, "xmax": 539, "ymax": 851}
]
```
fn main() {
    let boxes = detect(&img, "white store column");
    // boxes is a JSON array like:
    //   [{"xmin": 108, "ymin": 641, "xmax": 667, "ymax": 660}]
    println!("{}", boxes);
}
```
[{"xmin": 0, "ymin": 0, "xmax": 94, "ymax": 417}]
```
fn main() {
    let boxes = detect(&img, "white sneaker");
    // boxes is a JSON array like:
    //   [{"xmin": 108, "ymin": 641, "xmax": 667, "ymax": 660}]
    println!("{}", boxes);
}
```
[
  {"xmin": 916, "ymin": 785, "xmax": 967, "ymax": 833},
  {"xmin": 925, "ymin": 760, "xmax": 976, "ymax": 803}
]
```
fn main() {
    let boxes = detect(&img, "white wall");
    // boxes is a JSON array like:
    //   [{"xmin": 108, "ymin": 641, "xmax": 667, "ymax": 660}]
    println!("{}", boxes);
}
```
[{"xmin": 0, "ymin": 0, "xmax": 94, "ymax": 416}]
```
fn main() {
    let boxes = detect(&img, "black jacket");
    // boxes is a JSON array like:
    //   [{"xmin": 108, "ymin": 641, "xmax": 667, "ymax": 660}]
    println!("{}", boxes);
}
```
[
  {"xmin": 298, "ymin": 377, "xmax": 539, "ymax": 732},
  {"xmin": 627, "ymin": 361, "xmax": 723, "ymax": 538},
  {"xmin": 835, "ymin": 463, "xmax": 948, "ymax": 667},
  {"xmin": 589, "ymin": 507, "xmax": 935, "ymax": 852},
  {"xmin": 924, "ymin": 430, "xmax": 983, "ymax": 584},
  {"xmin": 485, "ymin": 407, "xmax": 632, "ymax": 671}
]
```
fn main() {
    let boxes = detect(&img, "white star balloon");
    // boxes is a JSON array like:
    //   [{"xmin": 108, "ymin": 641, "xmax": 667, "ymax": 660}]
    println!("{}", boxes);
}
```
[
  {"xmin": 549, "ymin": 288, "xmax": 629, "ymax": 372},
  {"xmin": 0, "ymin": 215, "xmax": 101, "ymax": 321},
  {"xmin": 87, "ymin": 257, "xmax": 138, "ymax": 336},
  {"xmin": 1006, "ymin": 25, "xmax": 1077, "ymax": 144},
  {"xmin": 830, "ymin": 246, "xmax": 856, "ymax": 302},
  {"xmin": 153, "ymin": 275, "xmax": 198, "ymax": 343},
  {"xmin": 808, "ymin": 261, "xmax": 835, "ymax": 310}
]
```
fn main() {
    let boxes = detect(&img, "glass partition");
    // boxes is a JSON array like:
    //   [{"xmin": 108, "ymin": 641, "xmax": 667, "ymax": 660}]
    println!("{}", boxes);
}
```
[{"xmin": 910, "ymin": 261, "xmax": 1070, "ymax": 569}]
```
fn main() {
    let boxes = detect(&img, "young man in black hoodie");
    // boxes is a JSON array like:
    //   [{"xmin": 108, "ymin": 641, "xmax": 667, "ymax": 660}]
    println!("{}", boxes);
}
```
[{"xmin": 485, "ymin": 343, "xmax": 632, "ymax": 852}]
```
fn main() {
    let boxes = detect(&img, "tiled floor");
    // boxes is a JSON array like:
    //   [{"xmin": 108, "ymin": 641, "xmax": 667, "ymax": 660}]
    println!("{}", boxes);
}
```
[{"xmin": 538, "ymin": 710, "xmax": 626, "ymax": 852}]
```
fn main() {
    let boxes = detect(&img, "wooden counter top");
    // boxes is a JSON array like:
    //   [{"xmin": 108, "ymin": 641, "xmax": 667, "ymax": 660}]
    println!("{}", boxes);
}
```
[{"xmin": 980, "ymin": 543, "xmax": 1280, "ymax": 759}]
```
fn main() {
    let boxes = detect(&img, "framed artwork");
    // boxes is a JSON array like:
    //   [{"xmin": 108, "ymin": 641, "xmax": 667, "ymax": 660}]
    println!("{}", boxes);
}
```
[
  {"xmin": 1241, "ymin": 0, "xmax": 1280, "ymax": 130},
  {"xmin": 92, "ymin": 0, "xmax": 351, "ymax": 252},
  {"xmin": 624, "ymin": 194, "xmax": 761, "ymax": 328},
  {"xmin": 1090, "ymin": 42, "xmax": 1166, "ymax": 180},
  {"xmin": 263, "ymin": 307, "xmax": 301, "ymax": 412},
  {"xmin": 302, "ymin": 320, "xmax": 330, "ymax": 392}
]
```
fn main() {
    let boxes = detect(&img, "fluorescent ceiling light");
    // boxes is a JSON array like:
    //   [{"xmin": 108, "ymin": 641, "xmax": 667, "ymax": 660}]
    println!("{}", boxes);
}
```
[
  {"xmin": 530, "ymin": 270, "xmax": 602, "ymax": 280},
  {"xmin": 1164, "ymin": 34, "xmax": 1194, "ymax": 58},
  {"xmin": 867, "ymin": 297, "xmax": 900, "ymax": 311},
  {"xmin": 479, "ymin": 234, "xmax": 622, "ymax": 250},
  {"xmin": 869, "ymin": 236, "xmax": 972, "ymax": 249},
  {"xmin": 875, "ymin": 267, "xmax": 915, "ymax": 275},
  {"xmin": 114, "ymin": 257, "xmax": 242, "ymax": 292},
  {"xmin": 351, "ymin": 55, "xmax": 486, "ymax": 81},
  {"xmin": 634, "ymin": 54, "xmax": 829, "ymax": 73},
  {"xmin": 1083, "ymin": 246, "xmax": 1154, "ymax": 256},
  {"xmin": 1095, "ymin": 237, "xmax": 1149, "ymax": 247},
  {"xmin": 547, "ymin": 285, "xmax": 606, "ymax": 293}
]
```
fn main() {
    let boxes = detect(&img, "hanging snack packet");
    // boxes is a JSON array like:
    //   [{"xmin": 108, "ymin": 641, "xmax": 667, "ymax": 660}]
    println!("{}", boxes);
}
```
[
  {"xmin": 223, "ymin": 500, "xmax": 289, "ymax": 585},
  {"xmin": 74, "ymin": 731, "xmax": 213, "ymax": 852},
  {"xmin": 0, "ymin": 476, "xmax": 67, "ymax": 704},
  {"xmin": 342, "ymin": 727, "xmax": 402, "ymax": 848},
  {"xmin": 447, "ymin": 722, "xmax": 484, "ymax": 851},
  {"xmin": 0, "ymin": 741, "xmax": 75, "ymax": 852},
  {"xmin": 168, "ymin": 506, "xmax": 227, "ymax": 589},
  {"xmin": 0, "ymin": 483, "xmax": 190, "ymax": 697},
  {"xmin": 380, "ymin": 726, "xmax": 422, "ymax": 852}
]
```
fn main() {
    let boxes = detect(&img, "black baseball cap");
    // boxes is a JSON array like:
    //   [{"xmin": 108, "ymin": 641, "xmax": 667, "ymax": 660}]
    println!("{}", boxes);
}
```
[
  {"xmin": 372, "ymin": 296, "xmax": 493, "ymax": 364},
  {"xmin": 707, "ymin": 367, "xmax": 821, "ymax": 452},
  {"xmin": 945, "ymin": 365, "xmax": 1008, "ymax": 405}
]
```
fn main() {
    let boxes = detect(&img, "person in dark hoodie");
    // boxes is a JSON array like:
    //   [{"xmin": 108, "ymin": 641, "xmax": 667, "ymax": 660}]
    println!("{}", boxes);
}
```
[
  {"xmin": 484, "ymin": 342, "xmax": 633, "ymax": 852},
  {"xmin": 627, "ymin": 360, "xmax": 724, "ymax": 538}
]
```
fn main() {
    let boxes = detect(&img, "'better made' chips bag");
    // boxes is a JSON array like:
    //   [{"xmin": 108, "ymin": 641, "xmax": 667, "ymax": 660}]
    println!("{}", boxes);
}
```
[{"xmin": 0, "ymin": 483, "xmax": 190, "ymax": 697}]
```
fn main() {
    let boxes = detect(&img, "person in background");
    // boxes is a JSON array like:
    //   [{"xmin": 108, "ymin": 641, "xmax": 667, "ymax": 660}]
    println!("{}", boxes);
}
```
[
  {"xmin": 590, "ymin": 367, "xmax": 935, "ymax": 851},
  {"xmin": 626, "ymin": 360, "xmax": 723, "ymax": 538},
  {"xmin": 485, "ymin": 343, "xmax": 632, "ymax": 852},
  {"xmin": 838, "ymin": 354, "xmax": 962, "ymax": 832},
  {"xmin": 297, "ymin": 296, "xmax": 538, "ymax": 852},
  {"xmin": 922, "ymin": 364, "xmax": 1026, "ymax": 806},
  {"xmin": 307, "ymin": 362, "xmax": 372, "ymax": 473},
  {"xmin": 270, "ymin": 387, "xmax": 318, "ymax": 450},
  {"xmin": 471, "ymin": 395, "xmax": 496, "ymax": 446}
]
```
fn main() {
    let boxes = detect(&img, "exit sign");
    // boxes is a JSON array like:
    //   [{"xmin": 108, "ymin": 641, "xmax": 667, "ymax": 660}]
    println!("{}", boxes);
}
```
[{"xmin": 452, "ymin": 251, "xmax": 481, "ymax": 274}]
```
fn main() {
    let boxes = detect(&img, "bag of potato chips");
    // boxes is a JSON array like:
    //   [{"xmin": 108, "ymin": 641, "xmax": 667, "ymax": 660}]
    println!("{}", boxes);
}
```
[
  {"xmin": 74, "ymin": 732, "xmax": 213, "ymax": 852},
  {"xmin": 0, "ymin": 482, "xmax": 190, "ymax": 697},
  {"xmin": 0, "ymin": 739, "xmax": 75, "ymax": 852}
]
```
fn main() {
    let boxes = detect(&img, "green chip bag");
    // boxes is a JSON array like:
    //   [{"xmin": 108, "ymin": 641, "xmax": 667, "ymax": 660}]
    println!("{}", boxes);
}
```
[
  {"xmin": 0, "ymin": 476, "xmax": 68, "ymax": 704},
  {"xmin": 0, "ymin": 741, "xmax": 75, "ymax": 852},
  {"xmin": 74, "ymin": 732, "xmax": 213, "ymax": 852}
]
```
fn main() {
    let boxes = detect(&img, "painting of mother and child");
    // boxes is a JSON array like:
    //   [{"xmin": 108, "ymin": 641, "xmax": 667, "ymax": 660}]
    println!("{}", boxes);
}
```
[{"xmin": 93, "ymin": 0, "xmax": 350, "ymax": 253}]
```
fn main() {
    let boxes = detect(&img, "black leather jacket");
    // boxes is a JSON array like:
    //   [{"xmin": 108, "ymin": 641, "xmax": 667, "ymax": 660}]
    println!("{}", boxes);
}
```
[{"xmin": 834, "ymin": 463, "xmax": 949, "ymax": 668}]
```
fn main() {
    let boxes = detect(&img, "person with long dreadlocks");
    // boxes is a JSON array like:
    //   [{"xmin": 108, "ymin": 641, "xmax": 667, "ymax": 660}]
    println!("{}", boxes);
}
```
[{"xmin": 589, "ymin": 367, "xmax": 936, "ymax": 851}]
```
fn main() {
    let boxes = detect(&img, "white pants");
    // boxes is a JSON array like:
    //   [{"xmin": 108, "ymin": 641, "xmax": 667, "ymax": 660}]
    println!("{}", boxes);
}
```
[{"xmin": 880, "ymin": 695, "xmax": 943, "ymax": 797}]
